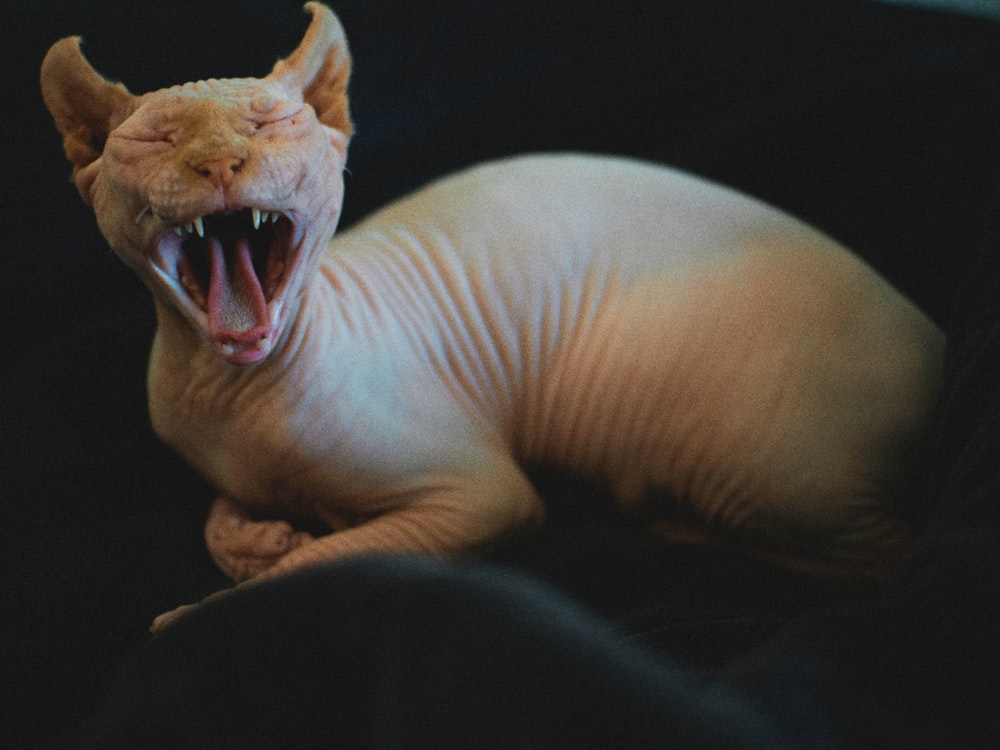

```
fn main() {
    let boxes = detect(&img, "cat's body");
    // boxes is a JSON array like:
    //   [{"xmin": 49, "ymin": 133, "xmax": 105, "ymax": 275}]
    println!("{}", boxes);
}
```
[{"xmin": 41, "ymin": 3, "xmax": 944, "ymax": 628}]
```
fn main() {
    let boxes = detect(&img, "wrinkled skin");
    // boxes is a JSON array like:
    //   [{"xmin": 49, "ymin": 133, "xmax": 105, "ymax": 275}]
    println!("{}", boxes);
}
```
[{"xmin": 41, "ymin": 3, "xmax": 945, "ymax": 632}]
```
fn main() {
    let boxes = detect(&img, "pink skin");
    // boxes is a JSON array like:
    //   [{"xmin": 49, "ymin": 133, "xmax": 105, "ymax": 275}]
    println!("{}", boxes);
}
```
[{"xmin": 42, "ymin": 4, "xmax": 946, "ymax": 636}]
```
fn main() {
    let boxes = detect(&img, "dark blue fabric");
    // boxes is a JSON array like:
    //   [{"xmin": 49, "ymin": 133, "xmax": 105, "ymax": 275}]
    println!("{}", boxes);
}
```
[{"xmin": 69, "ymin": 557, "xmax": 790, "ymax": 749}]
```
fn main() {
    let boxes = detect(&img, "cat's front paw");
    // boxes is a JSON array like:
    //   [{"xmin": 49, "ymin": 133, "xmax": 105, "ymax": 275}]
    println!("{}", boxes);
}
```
[
  {"xmin": 207, "ymin": 518, "xmax": 315, "ymax": 582},
  {"xmin": 204, "ymin": 497, "xmax": 315, "ymax": 581}
]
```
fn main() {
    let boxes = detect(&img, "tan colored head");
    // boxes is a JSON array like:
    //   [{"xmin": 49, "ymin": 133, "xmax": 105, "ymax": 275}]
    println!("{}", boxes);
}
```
[{"xmin": 40, "ymin": 3, "xmax": 352, "ymax": 365}]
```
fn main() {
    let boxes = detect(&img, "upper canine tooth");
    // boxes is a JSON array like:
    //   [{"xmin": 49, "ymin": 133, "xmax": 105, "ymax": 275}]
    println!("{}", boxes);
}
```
[
  {"xmin": 252, "ymin": 208, "xmax": 262, "ymax": 230},
  {"xmin": 193, "ymin": 217, "xmax": 205, "ymax": 238}
]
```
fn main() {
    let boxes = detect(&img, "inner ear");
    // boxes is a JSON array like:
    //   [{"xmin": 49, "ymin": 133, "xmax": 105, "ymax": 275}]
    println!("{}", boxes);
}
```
[
  {"xmin": 40, "ymin": 36, "xmax": 136, "ymax": 174},
  {"xmin": 269, "ymin": 2, "xmax": 353, "ymax": 138}
]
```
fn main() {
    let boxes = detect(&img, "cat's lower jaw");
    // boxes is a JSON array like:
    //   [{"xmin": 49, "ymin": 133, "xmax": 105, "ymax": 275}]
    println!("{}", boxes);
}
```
[{"xmin": 213, "ymin": 324, "xmax": 276, "ymax": 365}]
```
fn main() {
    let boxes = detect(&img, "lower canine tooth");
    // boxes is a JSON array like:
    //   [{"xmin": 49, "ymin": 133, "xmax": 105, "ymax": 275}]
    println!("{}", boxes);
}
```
[{"xmin": 221, "ymin": 344, "xmax": 235, "ymax": 356}]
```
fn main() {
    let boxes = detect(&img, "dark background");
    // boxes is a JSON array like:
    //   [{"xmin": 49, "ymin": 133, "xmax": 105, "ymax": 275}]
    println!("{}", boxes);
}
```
[{"xmin": 3, "ymin": 1, "xmax": 1000, "ymax": 747}]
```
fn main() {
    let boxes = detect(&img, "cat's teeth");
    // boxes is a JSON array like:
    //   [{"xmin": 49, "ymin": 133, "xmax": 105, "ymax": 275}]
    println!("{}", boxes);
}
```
[
  {"xmin": 135, "ymin": 206, "xmax": 151, "ymax": 224},
  {"xmin": 171, "ymin": 210, "xmax": 279, "ymax": 237},
  {"xmin": 250, "ymin": 209, "xmax": 282, "ymax": 229}
]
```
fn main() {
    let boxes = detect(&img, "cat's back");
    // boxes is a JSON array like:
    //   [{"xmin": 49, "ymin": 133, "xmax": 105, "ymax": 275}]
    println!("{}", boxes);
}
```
[{"xmin": 340, "ymin": 153, "xmax": 807, "ymax": 277}]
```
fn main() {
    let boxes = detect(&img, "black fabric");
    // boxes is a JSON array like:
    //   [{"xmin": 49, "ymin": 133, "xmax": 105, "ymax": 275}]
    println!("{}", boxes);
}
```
[
  {"xmin": 4, "ymin": 1, "xmax": 1000, "ymax": 747},
  {"xmin": 68, "ymin": 557, "xmax": 793, "ymax": 750}
]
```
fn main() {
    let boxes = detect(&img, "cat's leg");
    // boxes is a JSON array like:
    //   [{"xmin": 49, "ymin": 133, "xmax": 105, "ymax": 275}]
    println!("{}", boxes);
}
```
[
  {"xmin": 151, "ymin": 455, "xmax": 545, "ymax": 632},
  {"xmin": 203, "ymin": 496, "xmax": 314, "ymax": 582},
  {"xmin": 259, "ymin": 457, "xmax": 546, "ymax": 579}
]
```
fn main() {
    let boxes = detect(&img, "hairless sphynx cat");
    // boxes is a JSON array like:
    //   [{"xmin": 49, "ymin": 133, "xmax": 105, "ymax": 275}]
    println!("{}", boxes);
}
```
[{"xmin": 41, "ymin": 3, "xmax": 944, "ymax": 631}]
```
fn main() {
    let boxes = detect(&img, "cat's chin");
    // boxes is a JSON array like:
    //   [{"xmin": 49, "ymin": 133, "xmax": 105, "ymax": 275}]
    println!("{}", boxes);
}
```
[{"xmin": 211, "ymin": 326, "xmax": 277, "ymax": 365}]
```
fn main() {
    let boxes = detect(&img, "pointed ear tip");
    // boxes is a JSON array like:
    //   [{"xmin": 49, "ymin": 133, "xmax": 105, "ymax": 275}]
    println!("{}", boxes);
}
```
[
  {"xmin": 43, "ymin": 35, "xmax": 80, "ymax": 64},
  {"xmin": 302, "ymin": 2, "xmax": 327, "ymax": 23},
  {"xmin": 51, "ymin": 35, "xmax": 86, "ymax": 57},
  {"xmin": 303, "ymin": 2, "xmax": 347, "ymax": 36},
  {"xmin": 42, "ymin": 36, "xmax": 91, "ymax": 82}
]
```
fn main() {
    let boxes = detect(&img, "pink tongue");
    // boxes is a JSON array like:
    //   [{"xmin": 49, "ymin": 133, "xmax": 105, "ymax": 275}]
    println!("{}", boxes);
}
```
[{"xmin": 206, "ymin": 236, "xmax": 269, "ymax": 338}]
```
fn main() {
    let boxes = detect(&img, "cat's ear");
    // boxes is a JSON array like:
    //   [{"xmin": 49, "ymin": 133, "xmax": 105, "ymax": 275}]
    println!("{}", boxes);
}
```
[
  {"xmin": 269, "ymin": 2, "xmax": 353, "ymax": 141},
  {"xmin": 40, "ymin": 37, "xmax": 136, "ymax": 179}
]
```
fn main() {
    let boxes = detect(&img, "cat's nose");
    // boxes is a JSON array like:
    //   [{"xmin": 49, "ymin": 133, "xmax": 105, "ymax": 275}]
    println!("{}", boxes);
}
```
[{"xmin": 191, "ymin": 156, "xmax": 245, "ymax": 188}]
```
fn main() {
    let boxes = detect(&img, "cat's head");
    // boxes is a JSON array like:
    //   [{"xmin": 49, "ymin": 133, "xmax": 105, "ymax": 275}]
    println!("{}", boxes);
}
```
[{"xmin": 41, "ymin": 3, "xmax": 352, "ymax": 365}]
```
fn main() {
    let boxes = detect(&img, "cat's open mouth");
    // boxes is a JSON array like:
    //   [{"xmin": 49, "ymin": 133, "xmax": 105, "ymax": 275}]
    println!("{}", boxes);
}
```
[{"xmin": 149, "ymin": 207, "xmax": 298, "ymax": 364}]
